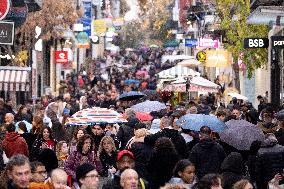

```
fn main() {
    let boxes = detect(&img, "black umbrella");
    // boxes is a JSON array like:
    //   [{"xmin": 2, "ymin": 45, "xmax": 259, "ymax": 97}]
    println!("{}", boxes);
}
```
[{"xmin": 119, "ymin": 91, "xmax": 146, "ymax": 101}]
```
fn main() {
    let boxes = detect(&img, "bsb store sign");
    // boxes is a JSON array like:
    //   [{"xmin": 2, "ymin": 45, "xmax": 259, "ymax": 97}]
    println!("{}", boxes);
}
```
[
  {"xmin": 55, "ymin": 51, "xmax": 68, "ymax": 64},
  {"xmin": 244, "ymin": 37, "xmax": 284, "ymax": 49}
]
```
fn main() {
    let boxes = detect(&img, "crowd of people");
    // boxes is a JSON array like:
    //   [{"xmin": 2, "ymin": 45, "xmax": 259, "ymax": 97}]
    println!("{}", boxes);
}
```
[{"xmin": 0, "ymin": 48, "xmax": 284, "ymax": 189}]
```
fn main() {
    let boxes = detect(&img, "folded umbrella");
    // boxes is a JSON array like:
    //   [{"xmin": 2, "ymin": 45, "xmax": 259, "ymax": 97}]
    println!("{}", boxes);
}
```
[
  {"xmin": 131, "ymin": 100, "xmax": 166, "ymax": 113},
  {"xmin": 119, "ymin": 91, "xmax": 146, "ymax": 101},
  {"xmin": 220, "ymin": 119, "xmax": 265, "ymax": 150},
  {"xmin": 176, "ymin": 114, "xmax": 227, "ymax": 133}
]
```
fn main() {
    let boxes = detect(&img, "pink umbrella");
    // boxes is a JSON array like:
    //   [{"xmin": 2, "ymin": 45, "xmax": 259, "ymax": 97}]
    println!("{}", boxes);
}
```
[
  {"xmin": 136, "ymin": 70, "xmax": 148, "ymax": 77},
  {"xmin": 135, "ymin": 112, "xmax": 153, "ymax": 121}
]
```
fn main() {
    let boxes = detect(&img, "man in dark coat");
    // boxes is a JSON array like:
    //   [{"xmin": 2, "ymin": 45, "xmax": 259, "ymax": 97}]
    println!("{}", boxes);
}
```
[
  {"xmin": 141, "ymin": 116, "xmax": 187, "ymax": 159},
  {"xmin": 188, "ymin": 126, "xmax": 226, "ymax": 179},
  {"xmin": 255, "ymin": 134, "xmax": 284, "ymax": 189}
]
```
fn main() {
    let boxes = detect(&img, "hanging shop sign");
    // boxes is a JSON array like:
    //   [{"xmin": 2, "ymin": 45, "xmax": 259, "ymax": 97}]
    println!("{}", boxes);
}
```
[
  {"xmin": 196, "ymin": 51, "xmax": 206, "ymax": 62},
  {"xmin": 185, "ymin": 39, "xmax": 198, "ymax": 47},
  {"xmin": 0, "ymin": 21, "xmax": 14, "ymax": 45},
  {"xmin": 0, "ymin": 0, "xmax": 10, "ymax": 20},
  {"xmin": 78, "ymin": 18, "xmax": 92, "ymax": 36},
  {"xmin": 271, "ymin": 36, "xmax": 284, "ymax": 49},
  {"xmin": 55, "ymin": 51, "xmax": 68, "ymax": 64},
  {"xmin": 205, "ymin": 50, "xmax": 230, "ymax": 67},
  {"xmin": 198, "ymin": 38, "xmax": 219, "ymax": 48},
  {"xmin": 76, "ymin": 31, "xmax": 90, "ymax": 48},
  {"xmin": 244, "ymin": 38, "xmax": 269, "ymax": 48},
  {"xmin": 93, "ymin": 19, "xmax": 107, "ymax": 35}
]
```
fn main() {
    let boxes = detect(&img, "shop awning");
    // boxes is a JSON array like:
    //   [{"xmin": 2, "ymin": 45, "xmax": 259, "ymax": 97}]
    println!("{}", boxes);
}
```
[{"xmin": 0, "ymin": 70, "xmax": 30, "ymax": 91}]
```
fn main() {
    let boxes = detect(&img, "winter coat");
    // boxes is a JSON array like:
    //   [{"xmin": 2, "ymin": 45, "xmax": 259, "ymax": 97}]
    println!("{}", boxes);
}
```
[
  {"xmin": 147, "ymin": 147, "xmax": 179, "ymax": 189},
  {"xmin": 64, "ymin": 150, "xmax": 103, "ymax": 180},
  {"xmin": 220, "ymin": 152, "xmax": 247, "ymax": 189},
  {"xmin": 255, "ymin": 139, "xmax": 284, "ymax": 189},
  {"xmin": 116, "ymin": 120, "xmax": 138, "ymax": 149},
  {"xmin": 130, "ymin": 142, "xmax": 153, "ymax": 180},
  {"xmin": 168, "ymin": 177, "xmax": 197, "ymax": 188},
  {"xmin": 189, "ymin": 138, "xmax": 226, "ymax": 179},
  {"xmin": 2, "ymin": 132, "xmax": 29, "ymax": 158},
  {"xmin": 99, "ymin": 150, "xmax": 117, "ymax": 177},
  {"xmin": 144, "ymin": 128, "xmax": 187, "ymax": 159}
]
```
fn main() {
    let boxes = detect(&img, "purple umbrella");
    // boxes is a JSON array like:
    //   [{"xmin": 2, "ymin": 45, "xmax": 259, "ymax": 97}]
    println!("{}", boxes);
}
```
[{"xmin": 220, "ymin": 119, "xmax": 265, "ymax": 150}]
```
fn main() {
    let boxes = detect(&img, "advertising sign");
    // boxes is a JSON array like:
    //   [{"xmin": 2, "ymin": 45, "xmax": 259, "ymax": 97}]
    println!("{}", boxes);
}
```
[
  {"xmin": 205, "ymin": 50, "xmax": 230, "ymax": 67},
  {"xmin": 0, "ymin": 21, "xmax": 14, "ymax": 45},
  {"xmin": 55, "ymin": 51, "xmax": 68, "ymax": 64},
  {"xmin": 5, "ymin": 0, "xmax": 27, "ymax": 28},
  {"xmin": 82, "ymin": 0, "xmax": 92, "ymax": 19},
  {"xmin": 76, "ymin": 31, "xmax": 90, "ymax": 48},
  {"xmin": 271, "ymin": 36, "xmax": 284, "ymax": 49},
  {"xmin": 199, "ymin": 38, "xmax": 219, "ymax": 48},
  {"xmin": 93, "ymin": 19, "xmax": 107, "ymax": 35},
  {"xmin": 0, "ymin": 0, "xmax": 10, "ymax": 20},
  {"xmin": 244, "ymin": 38, "xmax": 269, "ymax": 48},
  {"xmin": 185, "ymin": 39, "xmax": 198, "ymax": 47},
  {"xmin": 78, "ymin": 18, "xmax": 92, "ymax": 36}
]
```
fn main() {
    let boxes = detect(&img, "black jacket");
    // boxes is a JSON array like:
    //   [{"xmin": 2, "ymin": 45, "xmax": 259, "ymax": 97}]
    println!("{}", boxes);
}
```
[
  {"xmin": 189, "ymin": 138, "xmax": 226, "ymax": 179},
  {"xmin": 144, "ymin": 128, "xmax": 187, "ymax": 159},
  {"xmin": 99, "ymin": 150, "xmax": 117, "ymax": 177},
  {"xmin": 130, "ymin": 142, "xmax": 153, "ymax": 180},
  {"xmin": 255, "ymin": 151, "xmax": 284, "ymax": 189},
  {"xmin": 221, "ymin": 152, "xmax": 247, "ymax": 189}
]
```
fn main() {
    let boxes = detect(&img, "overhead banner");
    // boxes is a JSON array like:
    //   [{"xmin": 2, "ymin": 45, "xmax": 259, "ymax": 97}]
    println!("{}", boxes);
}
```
[
  {"xmin": 205, "ymin": 50, "xmax": 230, "ymax": 67},
  {"xmin": 78, "ymin": 17, "xmax": 92, "ymax": 36},
  {"xmin": 77, "ymin": 31, "xmax": 90, "ymax": 48},
  {"xmin": 93, "ymin": 19, "xmax": 107, "ymax": 35},
  {"xmin": 0, "ymin": 21, "xmax": 14, "ymax": 45}
]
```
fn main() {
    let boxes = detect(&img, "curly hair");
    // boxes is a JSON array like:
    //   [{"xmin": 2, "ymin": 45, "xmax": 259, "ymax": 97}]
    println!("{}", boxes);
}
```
[
  {"xmin": 73, "ymin": 128, "xmax": 86, "ymax": 141},
  {"xmin": 41, "ymin": 126, "xmax": 54, "ymax": 140},
  {"xmin": 77, "ymin": 134, "xmax": 93, "ymax": 154},
  {"xmin": 56, "ymin": 140, "xmax": 68, "ymax": 158},
  {"xmin": 154, "ymin": 137, "xmax": 177, "ymax": 155},
  {"xmin": 98, "ymin": 136, "xmax": 116, "ymax": 157}
]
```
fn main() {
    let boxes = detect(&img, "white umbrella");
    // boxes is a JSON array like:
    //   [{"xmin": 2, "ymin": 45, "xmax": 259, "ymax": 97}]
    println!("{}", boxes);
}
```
[
  {"xmin": 157, "ymin": 65, "xmax": 200, "ymax": 79},
  {"xmin": 178, "ymin": 59, "xmax": 201, "ymax": 67},
  {"xmin": 228, "ymin": 92, "xmax": 248, "ymax": 100}
]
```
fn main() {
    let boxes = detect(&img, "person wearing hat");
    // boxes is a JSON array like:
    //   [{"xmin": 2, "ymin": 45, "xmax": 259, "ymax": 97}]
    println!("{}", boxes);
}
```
[
  {"xmin": 102, "ymin": 150, "xmax": 148, "ymax": 189},
  {"xmin": 75, "ymin": 163, "xmax": 99, "ymax": 189}
]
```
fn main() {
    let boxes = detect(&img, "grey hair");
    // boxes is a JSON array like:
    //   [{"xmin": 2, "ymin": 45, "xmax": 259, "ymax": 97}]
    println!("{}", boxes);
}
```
[
  {"xmin": 161, "ymin": 117, "xmax": 172, "ymax": 128},
  {"xmin": 6, "ymin": 155, "xmax": 30, "ymax": 171},
  {"xmin": 125, "ymin": 108, "xmax": 136, "ymax": 119}
]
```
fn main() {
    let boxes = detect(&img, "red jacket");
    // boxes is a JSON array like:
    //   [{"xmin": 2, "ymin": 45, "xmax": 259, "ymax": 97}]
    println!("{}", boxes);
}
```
[{"xmin": 2, "ymin": 132, "xmax": 29, "ymax": 158}]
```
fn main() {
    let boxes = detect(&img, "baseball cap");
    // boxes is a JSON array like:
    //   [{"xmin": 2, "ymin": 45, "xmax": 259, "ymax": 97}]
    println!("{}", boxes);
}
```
[{"xmin": 116, "ymin": 150, "xmax": 135, "ymax": 161}]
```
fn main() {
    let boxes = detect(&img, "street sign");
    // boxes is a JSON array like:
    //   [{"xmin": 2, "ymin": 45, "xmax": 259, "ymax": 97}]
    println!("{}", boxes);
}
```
[
  {"xmin": 0, "ymin": 0, "xmax": 10, "ymax": 20},
  {"xmin": 196, "ymin": 51, "xmax": 206, "ymax": 62},
  {"xmin": 185, "ymin": 38, "xmax": 198, "ymax": 47},
  {"xmin": 244, "ymin": 38, "xmax": 269, "ymax": 48},
  {"xmin": 271, "ymin": 36, "xmax": 284, "ymax": 49},
  {"xmin": 199, "ymin": 38, "xmax": 219, "ymax": 48},
  {"xmin": 55, "ymin": 51, "xmax": 68, "ymax": 64},
  {"xmin": 0, "ymin": 21, "xmax": 14, "ymax": 45}
]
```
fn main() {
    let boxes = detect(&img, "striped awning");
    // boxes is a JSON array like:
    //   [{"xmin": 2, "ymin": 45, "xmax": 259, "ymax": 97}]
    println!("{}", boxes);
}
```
[{"xmin": 0, "ymin": 70, "xmax": 30, "ymax": 91}]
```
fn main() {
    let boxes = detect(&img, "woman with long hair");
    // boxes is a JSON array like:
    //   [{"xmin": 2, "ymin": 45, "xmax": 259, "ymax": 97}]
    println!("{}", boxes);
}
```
[
  {"xmin": 69, "ymin": 128, "xmax": 86, "ymax": 154},
  {"xmin": 148, "ymin": 137, "xmax": 179, "ymax": 189},
  {"xmin": 98, "ymin": 136, "xmax": 117, "ymax": 177},
  {"xmin": 30, "ymin": 126, "xmax": 56, "ymax": 161},
  {"xmin": 64, "ymin": 134, "xmax": 102, "ymax": 181},
  {"xmin": 31, "ymin": 115, "xmax": 44, "ymax": 135}
]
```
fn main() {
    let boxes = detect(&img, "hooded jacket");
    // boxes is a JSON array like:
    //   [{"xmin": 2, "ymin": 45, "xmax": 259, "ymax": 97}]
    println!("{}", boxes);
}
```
[
  {"xmin": 189, "ymin": 138, "xmax": 226, "ymax": 179},
  {"xmin": 221, "ymin": 152, "xmax": 247, "ymax": 189},
  {"xmin": 2, "ymin": 132, "xmax": 29, "ymax": 158}
]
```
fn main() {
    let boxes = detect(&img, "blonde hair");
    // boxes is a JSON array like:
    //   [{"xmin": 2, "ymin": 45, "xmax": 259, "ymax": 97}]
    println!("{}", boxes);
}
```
[
  {"xmin": 98, "ymin": 136, "xmax": 117, "ymax": 157},
  {"xmin": 56, "ymin": 141, "xmax": 68, "ymax": 158},
  {"xmin": 134, "ymin": 128, "xmax": 149, "ymax": 138}
]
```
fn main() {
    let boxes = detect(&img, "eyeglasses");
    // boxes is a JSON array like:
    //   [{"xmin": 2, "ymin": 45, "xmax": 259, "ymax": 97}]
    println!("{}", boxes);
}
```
[{"xmin": 85, "ymin": 174, "xmax": 99, "ymax": 178}]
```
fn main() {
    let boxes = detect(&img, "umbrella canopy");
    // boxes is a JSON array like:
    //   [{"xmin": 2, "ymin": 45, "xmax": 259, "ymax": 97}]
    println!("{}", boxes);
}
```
[
  {"xmin": 119, "ymin": 91, "xmax": 146, "ymax": 101},
  {"xmin": 136, "ymin": 70, "xmax": 149, "ymax": 77},
  {"xmin": 15, "ymin": 120, "xmax": 32, "ymax": 132},
  {"xmin": 150, "ymin": 44, "xmax": 159, "ymax": 48},
  {"xmin": 178, "ymin": 59, "xmax": 201, "ymax": 67},
  {"xmin": 65, "ymin": 107, "xmax": 127, "ymax": 126},
  {"xmin": 161, "ymin": 55, "xmax": 195, "ymax": 63},
  {"xmin": 135, "ymin": 112, "xmax": 153, "ymax": 121},
  {"xmin": 131, "ymin": 100, "xmax": 166, "ymax": 113},
  {"xmin": 220, "ymin": 119, "xmax": 265, "ymax": 150},
  {"xmin": 176, "ymin": 114, "xmax": 227, "ymax": 132},
  {"xmin": 124, "ymin": 79, "xmax": 140, "ymax": 85},
  {"xmin": 228, "ymin": 92, "xmax": 248, "ymax": 101}
]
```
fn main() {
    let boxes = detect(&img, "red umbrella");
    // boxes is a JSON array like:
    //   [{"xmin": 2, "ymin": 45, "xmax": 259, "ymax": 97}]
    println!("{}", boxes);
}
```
[{"xmin": 135, "ymin": 112, "xmax": 153, "ymax": 121}]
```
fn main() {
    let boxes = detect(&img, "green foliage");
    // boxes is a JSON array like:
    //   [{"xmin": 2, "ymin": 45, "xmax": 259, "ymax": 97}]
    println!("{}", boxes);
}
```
[{"xmin": 216, "ymin": 0, "xmax": 269, "ymax": 78}]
